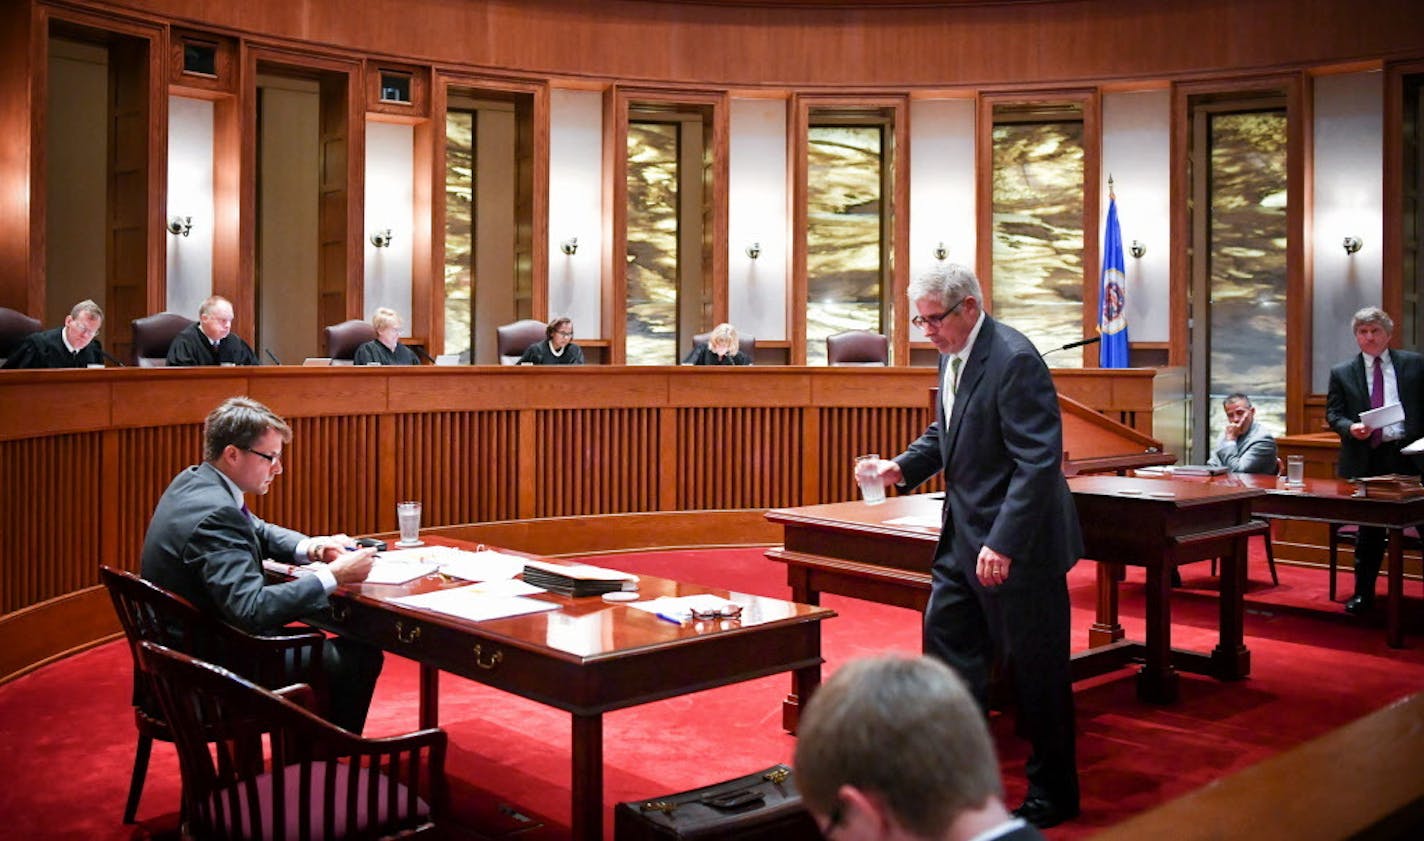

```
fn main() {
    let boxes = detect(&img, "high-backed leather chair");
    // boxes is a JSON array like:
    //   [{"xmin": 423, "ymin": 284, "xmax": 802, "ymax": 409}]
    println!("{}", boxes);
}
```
[
  {"xmin": 100, "ymin": 565, "xmax": 326, "ymax": 824},
  {"xmin": 324, "ymin": 319, "xmax": 377, "ymax": 365},
  {"xmin": 827, "ymin": 329, "xmax": 890, "ymax": 366},
  {"xmin": 691, "ymin": 331, "xmax": 757, "ymax": 357},
  {"xmin": 129, "ymin": 312, "xmax": 195, "ymax": 367},
  {"xmin": 0, "ymin": 306, "xmax": 41, "ymax": 365},
  {"xmin": 139, "ymin": 641, "xmax": 446, "ymax": 839},
  {"xmin": 496, "ymin": 319, "xmax": 548, "ymax": 365}
]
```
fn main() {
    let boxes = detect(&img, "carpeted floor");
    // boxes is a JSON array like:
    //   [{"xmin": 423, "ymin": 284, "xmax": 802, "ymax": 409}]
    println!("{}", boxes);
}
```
[{"xmin": 1, "ymin": 546, "xmax": 1421, "ymax": 839}]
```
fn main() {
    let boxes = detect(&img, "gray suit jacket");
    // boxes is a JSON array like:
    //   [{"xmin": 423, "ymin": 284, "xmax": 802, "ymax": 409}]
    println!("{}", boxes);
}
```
[
  {"xmin": 1325, "ymin": 349, "xmax": 1424, "ymax": 479},
  {"xmin": 140, "ymin": 462, "xmax": 328, "ymax": 633},
  {"xmin": 894, "ymin": 316, "xmax": 1082, "ymax": 581}
]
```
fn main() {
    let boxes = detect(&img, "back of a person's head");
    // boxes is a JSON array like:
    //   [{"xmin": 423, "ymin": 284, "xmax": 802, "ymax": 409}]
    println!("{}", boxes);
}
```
[{"xmin": 794, "ymin": 655, "xmax": 1002, "ymax": 837}]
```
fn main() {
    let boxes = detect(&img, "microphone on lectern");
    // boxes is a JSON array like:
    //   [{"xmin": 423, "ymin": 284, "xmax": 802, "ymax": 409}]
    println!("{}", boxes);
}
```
[
  {"xmin": 100, "ymin": 349, "xmax": 127, "ymax": 367},
  {"xmin": 411, "ymin": 344, "xmax": 436, "ymax": 364},
  {"xmin": 1040, "ymin": 336, "xmax": 1101, "ymax": 358},
  {"xmin": 264, "ymin": 348, "xmax": 283, "ymax": 365}
]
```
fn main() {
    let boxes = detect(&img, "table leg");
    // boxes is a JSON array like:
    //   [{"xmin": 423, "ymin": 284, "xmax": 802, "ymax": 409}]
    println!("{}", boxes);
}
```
[
  {"xmin": 1211, "ymin": 532, "xmax": 1251, "ymax": 680},
  {"xmin": 1387, "ymin": 528, "xmax": 1405, "ymax": 649},
  {"xmin": 571, "ymin": 713, "xmax": 604, "ymax": 841},
  {"xmin": 1137, "ymin": 557, "xmax": 1179, "ymax": 703},
  {"xmin": 1089, "ymin": 562, "xmax": 1125, "ymax": 647},
  {"xmin": 419, "ymin": 664, "xmax": 439, "ymax": 729},
  {"xmin": 783, "ymin": 566, "xmax": 819, "ymax": 732}
]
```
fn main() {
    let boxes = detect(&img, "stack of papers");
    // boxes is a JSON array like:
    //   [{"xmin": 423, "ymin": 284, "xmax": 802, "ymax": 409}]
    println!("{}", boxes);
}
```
[{"xmin": 521, "ymin": 559, "xmax": 639, "ymax": 597}]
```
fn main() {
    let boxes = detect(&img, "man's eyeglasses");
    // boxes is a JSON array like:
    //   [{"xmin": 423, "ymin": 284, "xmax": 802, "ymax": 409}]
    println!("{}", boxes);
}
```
[
  {"xmin": 555, "ymin": 330, "xmax": 574, "ymax": 337},
  {"xmin": 240, "ymin": 447, "xmax": 282, "ymax": 464},
  {"xmin": 689, "ymin": 603, "xmax": 743, "ymax": 621},
  {"xmin": 910, "ymin": 297, "xmax": 966, "ymax": 330}
]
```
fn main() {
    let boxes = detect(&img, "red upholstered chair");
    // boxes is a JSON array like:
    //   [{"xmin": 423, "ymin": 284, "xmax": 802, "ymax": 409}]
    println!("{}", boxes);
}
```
[
  {"xmin": 826, "ymin": 329, "xmax": 890, "ymax": 366},
  {"xmin": 496, "ymin": 319, "xmax": 549, "ymax": 365},
  {"xmin": 130, "ymin": 312, "xmax": 195, "ymax": 367},
  {"xmin": 324, "ymin": 319, "xmax": 377, "ymax": 365},
  {"xmin": 138, "ymin": 641, "xmax": 446, "ymax": 840},
  {"xmin": 0, "ymin": 305, "xmax": 41, "ymax": 365},
  {"xmin": 100, "ymin": 565, "xmax": 326, "ymax": 824}
]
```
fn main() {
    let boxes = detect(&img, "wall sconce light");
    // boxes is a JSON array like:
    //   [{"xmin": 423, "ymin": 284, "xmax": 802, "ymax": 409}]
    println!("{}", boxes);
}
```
[
  {"xmin": 745, "ymin": 242, "xmax": 761, "ymax": 260},
  {"xmin": 1343, "ymin": 236, "xmax": 1363, "ymax": 255},
  {"xmin": 932, "ymin": 242, "xmax": 948, "ymax": 261},
  {"xmin": 1129, "ymin": 240, "xmax": 1147, "ymax": 259},
  {"xmin": 560, "ymin": 237, "xmax": 578, "ymax": 256},
  {"xmin": 370, "ymin": 229, "xmax": 393, "ymax": 248},
  {"xmin": 167, "ymin": 215, "xmax": 193, "ymax": 237}
]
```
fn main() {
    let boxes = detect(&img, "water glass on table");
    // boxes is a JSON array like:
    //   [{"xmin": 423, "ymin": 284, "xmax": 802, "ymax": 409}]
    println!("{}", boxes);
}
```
[
  {"xmin": 855, "ymin": 453, "xmax": 886, "ymax": 505},
  {"xmin": 1285, "ymin": 455, "xmax": 1305, "ymax": 487},
  {"xmin": 396, "ymin": 500, "xmax": 423, "ymax": 546}
]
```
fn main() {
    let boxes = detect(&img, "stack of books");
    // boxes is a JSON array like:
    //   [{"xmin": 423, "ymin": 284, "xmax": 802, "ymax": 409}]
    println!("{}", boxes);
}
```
[
  {"xmin": 521, "ymin": 559, "xmax": 639, "ymax": 597},
  {"xmin": 1356, "ymin": 474, "xmax": 1424, "ymax": 500},
  {"xmin": 1171, "ymin": 464, "xmax": 1228, "ymax": 477}
]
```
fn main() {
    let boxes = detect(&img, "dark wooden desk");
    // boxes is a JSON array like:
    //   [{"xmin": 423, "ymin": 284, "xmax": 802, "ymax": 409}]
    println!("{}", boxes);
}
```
[
  {"xmin": 766, "ymin": 476, "xmax": 1264, "ymax": 716},
  {"xmin": 308, "ymin": 534, "xmax": 835, "ymax": 841},
  {"xmin": 1206, "ymin": 474, "xmax": 1424, "ymax": 648}
]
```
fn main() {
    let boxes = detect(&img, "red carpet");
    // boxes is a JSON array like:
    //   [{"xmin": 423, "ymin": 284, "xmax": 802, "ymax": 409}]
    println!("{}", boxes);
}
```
[{"xmin": 2, "ymin": 547, "xmax": 1422, "ymax": 839}]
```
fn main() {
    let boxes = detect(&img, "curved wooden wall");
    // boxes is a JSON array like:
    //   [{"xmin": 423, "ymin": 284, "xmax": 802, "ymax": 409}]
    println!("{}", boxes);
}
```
[
  {"xmin": 0, "ymin": 365, "xmax": 1155, "ymax": 681},
  {"xmin": 102, "ymin": 0, "xmax": 1424, "ymax": 88}
]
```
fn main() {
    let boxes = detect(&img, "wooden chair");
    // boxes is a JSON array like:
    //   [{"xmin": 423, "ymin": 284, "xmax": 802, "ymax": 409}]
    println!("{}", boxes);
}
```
[
  {"xmin": 1327, "ymin": 523, "xmax": 1423, "ymax": 602},
  {"xmin": 496, "ymin": 319, "xmax": 548, "ymax": 365},
  {"xmin": 826, "ymin": 329, "xmax": 889, "ymax": 366},
  {"xmin": 130, "ymin": 312, "xmax": 195, "ymax": 367},
  {"xmin": 138, "ymin": 641, "xmax": 446, "ymax": 840},
  {"xmin": 323, "ymin": 319, "xmax": 377, "ymax": 365},
  {"xmin": 0, "ymin": 305, "xmax": 41, "ymax": 365},
  {"xmin": 100, "ymin": 565, "xmax": 326, "ymax": 825}
]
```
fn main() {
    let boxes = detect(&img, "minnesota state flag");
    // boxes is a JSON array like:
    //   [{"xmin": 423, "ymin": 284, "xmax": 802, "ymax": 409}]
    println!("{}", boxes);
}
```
[{"xmin": 1098, "ymin": 189, "xmax": 1129, "ymax": 368}]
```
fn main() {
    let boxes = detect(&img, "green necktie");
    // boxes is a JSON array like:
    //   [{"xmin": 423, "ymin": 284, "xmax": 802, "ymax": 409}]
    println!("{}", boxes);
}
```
[{"xmin": 950, "ymin": 356, "xmax": 962, "ymax": 394}]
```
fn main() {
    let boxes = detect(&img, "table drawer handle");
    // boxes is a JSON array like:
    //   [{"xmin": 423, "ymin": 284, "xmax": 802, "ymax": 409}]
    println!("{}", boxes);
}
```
[
  {"xmin": 329, "ymin": 603, "xmax": 350, "ymax": 623},
  {"xmin": 395, "ymin": 621, "xmax": 422, "ymax": 644},
  {"xmin": 473, "ymin": 644, "xmax": 503, "ymax": 670}
]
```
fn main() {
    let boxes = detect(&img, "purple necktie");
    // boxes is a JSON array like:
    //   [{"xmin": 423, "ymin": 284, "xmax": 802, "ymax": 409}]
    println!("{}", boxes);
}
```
[{"xmin": 1370, "ymin": 356, "xmax": 1384, "ymax": 448}]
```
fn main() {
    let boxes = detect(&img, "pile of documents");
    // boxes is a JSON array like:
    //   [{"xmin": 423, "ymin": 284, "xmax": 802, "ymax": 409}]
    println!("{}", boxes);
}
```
[
  {"xmin": 521, "ymin": 559, "xmax": 639, "ymax": 596},
  {"xmin": 1356, "ymin": 473, "xmax": 1424, "ymax": 500}
]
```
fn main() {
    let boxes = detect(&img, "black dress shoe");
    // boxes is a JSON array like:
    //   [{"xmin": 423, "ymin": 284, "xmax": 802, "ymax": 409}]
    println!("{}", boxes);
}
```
[
  {"xmin": 1344, "ymin": 595, "xmax": 1373, "ymax": 615},
  {"xmin": 1013, "ymin": 797, "xmax": 1079, "ymax": 829}
]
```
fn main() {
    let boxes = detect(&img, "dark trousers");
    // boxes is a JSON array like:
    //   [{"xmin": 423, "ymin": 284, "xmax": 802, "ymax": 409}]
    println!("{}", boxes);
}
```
[
  {"xmin": 1352, "ymin": 441, "xmax": 1419, "ymax": 600},
  {"xmin": 923, "ymin": 558, "xmax": 1079, "ymax": 809},
  {"xmin": 289, "ymin": 636, "xmax": 385, "ymax": 734}
]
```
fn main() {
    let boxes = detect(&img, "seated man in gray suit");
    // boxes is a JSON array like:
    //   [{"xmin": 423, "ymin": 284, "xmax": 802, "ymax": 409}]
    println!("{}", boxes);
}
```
[
  {"xmin": 796, "ymin": 655, "xmax": 1045, "ymax": 841},
  {"xmin": 1207, "ymin": 393, "xmax": 1278, "ymax": 474},
  {"xmin": 140, "ymin": 396, "xmax": 383, "ymax": 733}
]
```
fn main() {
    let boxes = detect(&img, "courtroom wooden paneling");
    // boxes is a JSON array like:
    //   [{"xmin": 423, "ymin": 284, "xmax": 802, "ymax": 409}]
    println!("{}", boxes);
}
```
[
  {"xmin": 86, "ymin": 1, "xmax": 1424, "ymax": 90},
  {"xmin": 0, "ymin": 365, "xmax": 1154, "ymax": 682}
]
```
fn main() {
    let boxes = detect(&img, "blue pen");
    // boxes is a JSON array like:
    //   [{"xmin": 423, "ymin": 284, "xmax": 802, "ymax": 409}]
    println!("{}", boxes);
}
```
[{"xmin": 656, "ymin": 612, "xmax": 687, "ymax": 626}]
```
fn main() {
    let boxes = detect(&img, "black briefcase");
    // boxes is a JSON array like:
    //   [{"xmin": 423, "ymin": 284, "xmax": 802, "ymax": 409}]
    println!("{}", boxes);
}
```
[{"xmin": 613, "ymin": 764, "xmax": 821, "ymax": 840}]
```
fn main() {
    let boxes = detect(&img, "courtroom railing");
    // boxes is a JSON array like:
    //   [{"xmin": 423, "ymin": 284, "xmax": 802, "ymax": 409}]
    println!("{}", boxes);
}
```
[{"xmin": 0, "ymin": 365, "xmax": 1156, "ymax": 681}]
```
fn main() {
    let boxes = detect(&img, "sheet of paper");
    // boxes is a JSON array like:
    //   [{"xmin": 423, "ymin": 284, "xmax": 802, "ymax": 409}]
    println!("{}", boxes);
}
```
[
  {"xmin": 884, "ymin": 514, "xmax": 942, "ymax": 529},
  {"xmin": 364, "ymin": 558, "xmax": 439, "ymax": 585},
  {"xmin": 626, "ymin": 594, "xmax": 742, "ymax": 622},
  {"xmin": 436, "ymin": 549, "xmax": 526, "ymax": 582},
  {"xmin": 389, "ymin": 586, "xmax": 559, "ymax": 623},
  {"xmin": 466, "ymin": 578, "xmax": 546, "ymax": 597},
  {"xmin": 1360, "ymin": 401, "xmax": 1404, "ymax": 429}
]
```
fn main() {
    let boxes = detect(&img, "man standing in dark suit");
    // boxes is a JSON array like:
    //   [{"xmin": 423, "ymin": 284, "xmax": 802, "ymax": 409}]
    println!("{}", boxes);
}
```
[
  {"xmin": 1325, "ymin": 306, "xmax": 1424, "ymax": 615},
  {"xmin": 140, "ymin": 396, "xmax": 383, "ymax": 733},
  {"xmin": 1, "ymin": 299, "xmax": 105, "ymax": 369},
  {"xmin": 165, "ymin": 295, "xmax": 259, "ymax": 366},
  {"xmin": 860, "ymin": 263, "xmax": 1081, "ymax": 829}
]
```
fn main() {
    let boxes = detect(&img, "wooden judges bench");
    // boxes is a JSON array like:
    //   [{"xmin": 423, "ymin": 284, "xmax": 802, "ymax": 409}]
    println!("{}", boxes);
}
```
[{"xmin": 0, "ymin": 364, "xmax": 1161, "ymax": 682}]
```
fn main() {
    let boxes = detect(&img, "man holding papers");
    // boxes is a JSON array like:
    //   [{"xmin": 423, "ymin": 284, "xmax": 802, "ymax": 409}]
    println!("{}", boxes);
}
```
[
  {"xmin": 1325, "ymin": 307, "xmax": 1424, "ymax": 615},
  {"xmin": 140, "ymin": 397, "xmax": 384, "ymax": 732}
]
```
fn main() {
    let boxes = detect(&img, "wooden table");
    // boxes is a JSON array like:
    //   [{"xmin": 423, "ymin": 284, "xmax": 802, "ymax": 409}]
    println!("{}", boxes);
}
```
[
  {"xmin": 766, "ymin": 475, "xmax": 1265, "ymax": 713},
  {"xmin": 308, "ymin": 533, "xmax": 835, "ymax": 841},
  {"xmin": 1206, "ymin": 473, "xmax": 1424, "ymax": 648}
]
